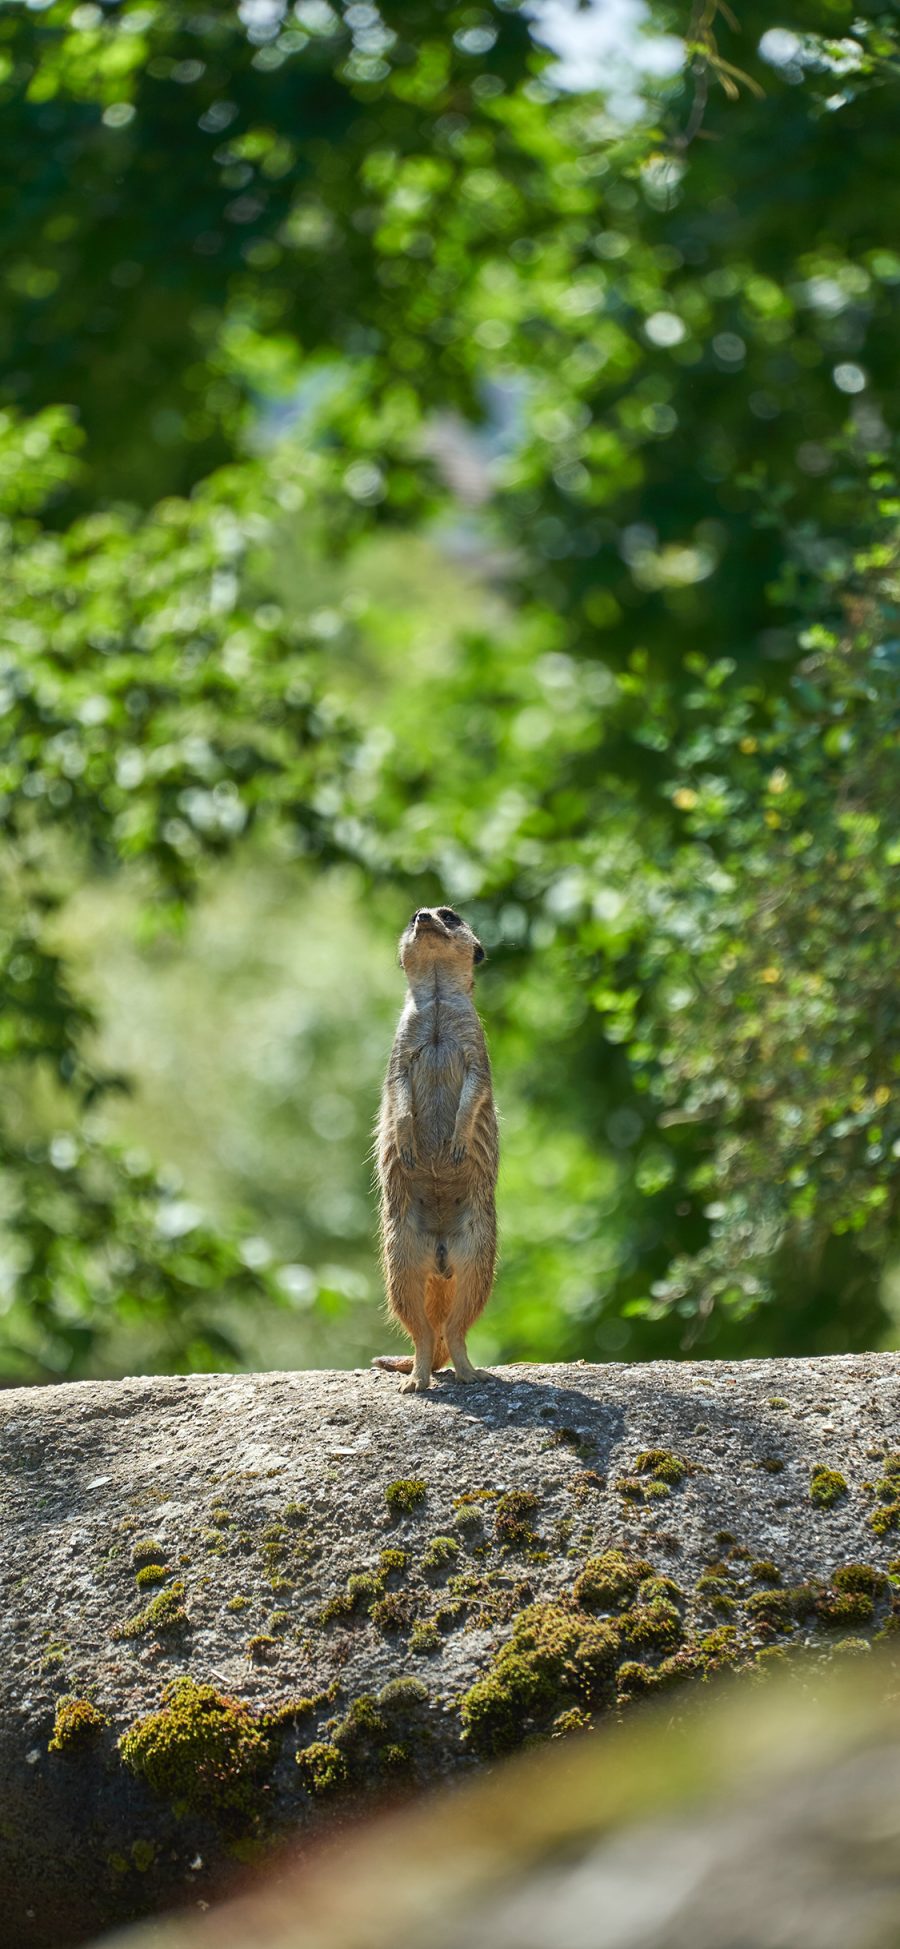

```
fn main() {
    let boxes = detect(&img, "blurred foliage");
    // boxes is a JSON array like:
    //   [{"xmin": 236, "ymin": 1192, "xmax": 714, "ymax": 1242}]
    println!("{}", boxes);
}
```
[{"xmin": 2, "ymin": 0, "xmax": 900, "ymax": 1379}]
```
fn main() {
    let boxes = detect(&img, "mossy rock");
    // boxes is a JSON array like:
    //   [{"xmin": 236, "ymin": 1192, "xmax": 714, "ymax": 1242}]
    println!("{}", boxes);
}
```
[
  {"xmin": 119, "ymin": 1678, "xmax": 274, "ymax": 1828},
  {"xmin": 5, "ymin": 1355, "xmax": 900, "ymax": 1946}
]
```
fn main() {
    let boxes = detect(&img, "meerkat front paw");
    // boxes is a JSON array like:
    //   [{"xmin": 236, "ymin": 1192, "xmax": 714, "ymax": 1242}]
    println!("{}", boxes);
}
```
[
  {"xmin": 400, "ymin": 1373, "xmax": 431, "ymax": 1394},
  {"xmin": 400, "ymin": 1145, "xmax": 417, "ymax": 1169},
  {"xmin": 450, "ymin": 1141, "xmax": 467, "ymax": 1166}
]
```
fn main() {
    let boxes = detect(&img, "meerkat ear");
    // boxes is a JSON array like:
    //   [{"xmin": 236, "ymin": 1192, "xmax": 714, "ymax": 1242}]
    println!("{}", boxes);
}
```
[{"xmin": 473, "ymin": 940, "xmax": 486, "ymax": 965}]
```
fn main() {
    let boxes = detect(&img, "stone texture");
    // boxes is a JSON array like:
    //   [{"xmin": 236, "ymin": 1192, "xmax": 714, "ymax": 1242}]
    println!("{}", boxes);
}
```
[
  {"xmin": 103, "ymin": 1658, "xmax": 900, "ymax": 1949},
  {"xmin": 2, "ymin": 1353, "xmax": 899, "ymax": 1948}
]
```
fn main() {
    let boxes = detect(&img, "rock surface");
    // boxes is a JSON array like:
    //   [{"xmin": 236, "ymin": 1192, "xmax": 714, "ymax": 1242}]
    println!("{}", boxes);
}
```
[
  {"xmin": 102, "ymin": 1658, "xmax": 900, "ymax": 1949},
  {"xmin": 2, "ymin": 1353, "xmax": 900, "ymax": 1948}
]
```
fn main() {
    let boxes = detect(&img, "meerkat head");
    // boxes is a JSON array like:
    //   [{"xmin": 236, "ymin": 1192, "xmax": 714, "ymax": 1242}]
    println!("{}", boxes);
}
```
[{"xmin": 399, "ymin": 905, "xmax": 486, "ymax": 988}]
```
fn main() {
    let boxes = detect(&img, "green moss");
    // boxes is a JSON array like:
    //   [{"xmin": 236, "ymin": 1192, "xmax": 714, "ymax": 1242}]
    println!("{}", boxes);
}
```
[
  {"xmin": 432, "ymin": 1595, "xmax": 467, "ymax": 1631},
  {"xmin": 246, "ymin": 1634, "xmax": 278, "ymax": 1660},
  {"xmin": 378, "ymin": 1547, "xmax": 408, "ymax": 1576},
  {"xmin": 296, "ymin": 1741, "xmax": 348, "ymax": 1796},
  {"xmin": 320, "ymin": 1569, "xmax": 384, "ymax": 1624},
  {"xmin": 119, "ymin": 1678, "xmax": 273, "ymax": 1826},
  {"xmin": 697, "ymin": 1625, "xmax": 739, "ymax": 1668},
  {"xmin": 385, "ymin": 1479, "xmax": 427, "ymax": 1516},
  {"xmin": 868, "ymin": 1457, "xmax": 900, "ymax": 1532},
  {"xmin": 832, "ymin": 1563, "xmax": 888, "ymax": 1596},
  {"xmin": 494, "ymin": 1491, "xmax": 540, "ymax": 1550},
  {"xmin": 809, "ymin": 1465, "xmax": 848, "ymax": 1509},
  {"xmin": 410, "ymin": 1620, "xmax": 442, "ymax": 1654},
  {"xmin": 758, "ymin": 1456, "xmax": 785, "ymax": 1474},
  {"xmin": 868, "ymin": 1502, "xmax": 900, "ymax": 1537},
  {"xmin": 620, "ymin": 1600, "xmax": 681, "ymax": 1653},
  {"xmin": 421, "ymin": 1535, "xmax": 460, "ymax": 1573},
  {"xmin": 744, "ymin": 1590, "xmax": 797, "ymax": 1631},
  {"xmin": 48, "ymin": 1697, "xmax": 108, "ymax": 1753},
  {"xmin": 452, "ymin": 1505, "xmax": 484, "ymax": 1534},
  {"xmin": 264, "ymin": 1690, "xmax": 325, "ymax": 1730},
  {"xmin": 378, "ymin": 1677, "xmax": 428, "ymax": 1709},
  {"xmin": 567, "ymin": 1470, "xmax": 605, "ymax": 1502},
  {"xmin": 317, "ymin": 1677, "xmax": 432, "ymax": 1790},
  {"xmin": 208, "ymin": 1508, "xmax": 232, "ymax": 1528},
  {"xmin": 696, "ymin": 1572, "xmax": 734, "ymax": 1607},
  {"xmin": 447, "ymin": 1525, "xmax": 900, "ymax": 1761},
  {"xmin": 336, "ymin": 1693, "xmax": 384, "ymax": 1740},
  {"xmin": 551, "ymin": 1706, "xmax": 592, "ymax": 1734},
  {"xmin": 460, "ymin": 1602, "xmax": 621, "ymax": 1755},
  {"xmin": 226, "ymin": 1595, "xmax": 251, "ymax": 1613},
  {"xmin": 617, "ymin": 1649, "xmax": 702, "ymax": 1698},
  {"xmin": 39, "ymin": 1645, "xmax": 67, "ymax": 1675},
  {"xmin": 638, "ymin": 1575, "xmax": 683, "ymax": 1606},
  {"xmin": 616, "ymin": 1474, "xmax": 665, "ymax": 1502},
  {"xmin": 616, "ymin": 1660, "xmax": 657, "ymax": 1699},
  {"xmin": 370, "ymin": 1590, "xmax": 418, "ymax": 1632},
  {"xmin": 130, "ymin": 1840, "xmax": 156, "ymax": 1873},
  {"xmin": 815, "ymin": 1591, "xmax": 875, "ymax": 1627},
  {"xmin": 134, "ymin": 1563, "xmax": 170, "ymax": 1590},
  {"xmin": 573, "ymin": 1550, "xmax": 652, "ymax": 1613},
  {"xmin": 615, "ymin": 1449, "xmax": 689, "ymax": 1506},
  {"xmin": 116, "ymin": 1581, "xmax": 188, "ymax": 1640},
  {"xmin": 768, "ymin": 1397, "xmax": 790, "ymax": 1409},
  {"xmin": 130, "ymin": 1537, "xmax": 166, "ymax": 1568},
  {"xmin": 633, "ymin": 1449, "xmax": 689, "ymax": 1486}
]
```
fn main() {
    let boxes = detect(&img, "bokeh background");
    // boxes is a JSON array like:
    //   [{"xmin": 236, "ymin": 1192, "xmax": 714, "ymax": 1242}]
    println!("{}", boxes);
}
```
[{"xmin": 2, "ymin": 0, "xmax": 899, "ymax": 1385}]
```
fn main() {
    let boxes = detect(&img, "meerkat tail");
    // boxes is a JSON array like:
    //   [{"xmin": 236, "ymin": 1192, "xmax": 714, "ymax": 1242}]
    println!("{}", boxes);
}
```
[{"xmin": 372, "ymin": 1339, "xmax": 449, "ymax": 1375}]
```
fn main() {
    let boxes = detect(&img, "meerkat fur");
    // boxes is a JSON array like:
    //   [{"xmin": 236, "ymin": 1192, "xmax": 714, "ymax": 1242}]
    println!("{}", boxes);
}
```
[{"xmin": 373, "ymin": 904, "xmax": 498, "ymax": 1393}]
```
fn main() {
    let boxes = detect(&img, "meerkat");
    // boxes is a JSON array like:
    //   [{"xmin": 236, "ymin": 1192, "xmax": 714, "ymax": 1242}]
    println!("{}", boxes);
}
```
[{"xmin": 373, "ymin": 904, "xmax": 498, "ymax": 1393}]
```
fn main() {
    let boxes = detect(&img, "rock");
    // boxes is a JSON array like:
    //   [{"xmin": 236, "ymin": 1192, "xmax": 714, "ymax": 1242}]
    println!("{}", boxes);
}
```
[
  {"xmin": 101, "ymin": 1654, "xmax": 900, "ymax": 1949},
  {"xmin": 2, "ymin": 1354, "xmax": 899, "ymax": 1948}
]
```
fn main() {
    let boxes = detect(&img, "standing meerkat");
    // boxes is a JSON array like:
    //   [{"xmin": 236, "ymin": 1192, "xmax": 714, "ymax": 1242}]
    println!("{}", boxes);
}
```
[{"xmin": 373, "ymin": 904, "xmax": 498, "ymax": 1393}]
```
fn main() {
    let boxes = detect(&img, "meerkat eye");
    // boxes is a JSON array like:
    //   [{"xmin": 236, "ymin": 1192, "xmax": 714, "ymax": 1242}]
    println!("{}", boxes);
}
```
[{"xmin": 437, "ymin": 908, "xmax": 461, "ymax": 927}]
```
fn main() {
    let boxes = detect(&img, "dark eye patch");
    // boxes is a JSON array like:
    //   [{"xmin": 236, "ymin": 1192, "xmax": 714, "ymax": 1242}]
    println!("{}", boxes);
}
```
[{"xmin": 437, "ymin": 908, "xmax": 462, "ymax": 927}]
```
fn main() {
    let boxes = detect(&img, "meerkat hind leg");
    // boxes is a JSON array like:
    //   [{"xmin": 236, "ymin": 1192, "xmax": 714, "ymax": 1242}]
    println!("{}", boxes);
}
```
[
  {"xmin": 386, "ymin": 1262, "xmax": 436, "ymax": 1393},
  {"xmin": 400, "ymin": 1329, "xmax": 435, "ymax": 1393},
  {"xmin": 444, "ymin": 1263, "xmax": 493, "ymax": 1382},
  {"xmin": 400, "ymin": 1302, "xmax": 437, "ymax": 1392},
  {"xmin": 444, "ymin": 1334, "xmax": 491, "ymax": 1383}
]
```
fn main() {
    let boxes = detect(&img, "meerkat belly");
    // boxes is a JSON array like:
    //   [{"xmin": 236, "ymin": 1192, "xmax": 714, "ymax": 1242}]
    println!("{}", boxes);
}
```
[{"xmin": 410, "ymin": 1042, "xmax": 464, "ymax": 1158}]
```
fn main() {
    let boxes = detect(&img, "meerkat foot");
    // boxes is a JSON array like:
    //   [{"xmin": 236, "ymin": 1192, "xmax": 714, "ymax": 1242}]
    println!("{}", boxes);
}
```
[
  {"xmin": 449, "ymin": 1358, "xmax": 491, "ymax": 1383},
  {"xmin": 400, "ymin": 1371, "xmax": 432, "ymax": 1394}
]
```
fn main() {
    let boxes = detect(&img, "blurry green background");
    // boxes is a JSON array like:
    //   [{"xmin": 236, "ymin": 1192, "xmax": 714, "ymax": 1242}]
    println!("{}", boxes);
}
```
[{"xmin": 1, "ymin": 0, "xmax": 899, "ymax": 1383}]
